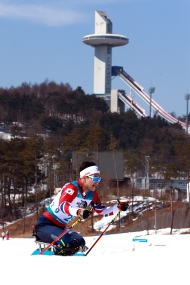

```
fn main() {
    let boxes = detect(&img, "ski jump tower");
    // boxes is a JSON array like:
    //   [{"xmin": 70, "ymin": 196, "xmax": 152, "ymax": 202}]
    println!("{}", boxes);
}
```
[{"xmin": 83, "ymin": 11, "xmax": 129, "ymax": 111}]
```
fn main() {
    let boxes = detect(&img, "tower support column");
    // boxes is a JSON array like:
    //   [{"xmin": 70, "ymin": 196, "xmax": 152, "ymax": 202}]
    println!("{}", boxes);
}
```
[{"xmin": 94, "ymin": 46, "xmax": 112, "ymax": 94}]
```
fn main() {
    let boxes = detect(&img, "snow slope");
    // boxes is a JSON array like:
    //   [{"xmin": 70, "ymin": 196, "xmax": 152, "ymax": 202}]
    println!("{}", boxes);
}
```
[{"xmin": 1, "ymin": 229, "xmax": 190, "ymax": 285}]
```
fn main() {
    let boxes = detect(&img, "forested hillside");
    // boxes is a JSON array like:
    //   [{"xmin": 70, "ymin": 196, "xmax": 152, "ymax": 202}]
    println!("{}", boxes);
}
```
[{"xmin": 0, "ymin": 80, "xmax": 189, "ymax": 225}]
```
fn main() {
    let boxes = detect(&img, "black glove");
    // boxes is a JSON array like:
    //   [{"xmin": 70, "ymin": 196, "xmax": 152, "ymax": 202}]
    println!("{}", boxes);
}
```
[
  {"xmin": 77, "ymin": 209, "xmax": 91, "ymax": 219},
  {"xmin": 117, "ymin": 201, "xmax": 129, "ymax": 211}
]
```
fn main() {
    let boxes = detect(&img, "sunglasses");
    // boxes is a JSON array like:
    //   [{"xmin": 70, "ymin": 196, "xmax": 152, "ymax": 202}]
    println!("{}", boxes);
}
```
[{"xmin": 87, "ymin": 175, "xmax": 101, "ymax": 182}]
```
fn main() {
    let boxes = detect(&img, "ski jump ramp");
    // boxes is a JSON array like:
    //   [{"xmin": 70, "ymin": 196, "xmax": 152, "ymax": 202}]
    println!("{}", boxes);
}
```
[{"xmin": 112, "ymin": 66, "xmax": 186, "ymax": 130}]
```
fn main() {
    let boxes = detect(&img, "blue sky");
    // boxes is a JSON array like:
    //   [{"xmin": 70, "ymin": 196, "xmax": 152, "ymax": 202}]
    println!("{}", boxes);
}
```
[{"xmin": 0, "ymin": 0, "xmax": 189, "ymax": 117}]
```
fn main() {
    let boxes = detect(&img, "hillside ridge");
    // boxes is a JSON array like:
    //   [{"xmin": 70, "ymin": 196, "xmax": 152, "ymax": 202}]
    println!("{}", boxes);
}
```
[{"xmin": 2, "ymin": 201, "xmax": 190, "ymax": 238}]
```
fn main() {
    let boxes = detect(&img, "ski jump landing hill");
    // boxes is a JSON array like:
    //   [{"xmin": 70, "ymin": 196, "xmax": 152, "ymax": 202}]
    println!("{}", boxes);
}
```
[{"xmin": 112, "ymin": 66, "xmax": 186, "ymax": 130}]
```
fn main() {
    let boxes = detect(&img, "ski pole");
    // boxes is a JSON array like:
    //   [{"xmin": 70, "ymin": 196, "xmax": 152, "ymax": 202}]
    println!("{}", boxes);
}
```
[
  {"xmin": 39, "ymin": 217, "xmax": 82, "ymax": 255},
  {"xmin": 85, "ymin": 209, "xmax": 121, "ymax": 256}
]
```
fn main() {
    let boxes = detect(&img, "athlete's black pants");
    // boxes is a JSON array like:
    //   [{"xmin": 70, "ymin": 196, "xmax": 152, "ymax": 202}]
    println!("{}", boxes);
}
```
[{"xmin": 35, "ymin": 215, "xmax": 85, "ymax": 255}]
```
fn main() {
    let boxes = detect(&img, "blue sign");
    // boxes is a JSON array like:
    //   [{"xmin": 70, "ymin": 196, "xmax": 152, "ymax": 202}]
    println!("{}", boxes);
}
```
[{"xmin": 132, "ymin": 238, "xmax": 148, "ymax": 243}]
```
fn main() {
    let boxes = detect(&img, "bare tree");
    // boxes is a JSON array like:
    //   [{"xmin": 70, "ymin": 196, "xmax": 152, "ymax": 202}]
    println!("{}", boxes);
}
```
[{"xmin": 107, "ymin": 133, "xmax": 120, "ymax": 198}]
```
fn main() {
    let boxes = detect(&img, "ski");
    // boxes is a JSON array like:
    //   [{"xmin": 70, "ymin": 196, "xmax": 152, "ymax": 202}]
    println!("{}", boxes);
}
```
[
  {"xmin": 31, "ymin": 248, "xmax": 53, "ymax": 256},
  {"xmin": 31, "ymin": 240, "xmax": 87, "ymax": 256},
  {"xmin": 31, "ymin": 248, "xmax": 86, "ymax": 256}
]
